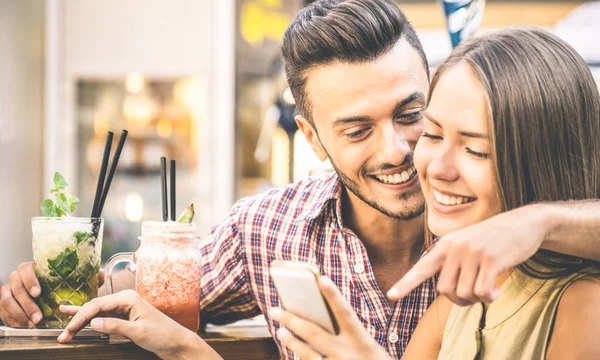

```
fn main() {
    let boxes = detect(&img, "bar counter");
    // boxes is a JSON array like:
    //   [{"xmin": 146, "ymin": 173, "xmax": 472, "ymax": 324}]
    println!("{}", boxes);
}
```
[{"xmin": 0, "ymin": 326, "xmax": 279, "ymax": 360}]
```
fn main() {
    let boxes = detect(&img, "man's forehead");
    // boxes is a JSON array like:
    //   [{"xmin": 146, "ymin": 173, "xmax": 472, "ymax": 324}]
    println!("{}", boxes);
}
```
[{"xmin": 305, "ymin": 38, "xmax": 429, "ymax": 122}]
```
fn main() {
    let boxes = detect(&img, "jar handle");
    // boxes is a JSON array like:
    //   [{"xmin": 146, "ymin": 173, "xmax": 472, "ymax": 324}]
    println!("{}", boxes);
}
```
[{"xmin": 104, "ymin": 252, "xmax": 134, "ymax": 296}]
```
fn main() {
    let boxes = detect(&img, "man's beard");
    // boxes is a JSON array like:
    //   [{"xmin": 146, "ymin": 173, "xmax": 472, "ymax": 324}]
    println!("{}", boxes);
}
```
[{"xmin": 328, "ymin": 157, "xmax": 425, "ymax": 221}]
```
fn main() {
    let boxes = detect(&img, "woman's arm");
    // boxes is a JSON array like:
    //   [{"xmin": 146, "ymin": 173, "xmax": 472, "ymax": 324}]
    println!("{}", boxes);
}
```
[
  {"xmin": 546, "ymin": 275, "xmax": 600, "ymax": 360},
  {"xmin": 402, "ymin": 295, "xmax": 454, "ymax": 360},
  {"xmin": 58, "ymin": 290, "xmax": 223, "ymax": 360}
]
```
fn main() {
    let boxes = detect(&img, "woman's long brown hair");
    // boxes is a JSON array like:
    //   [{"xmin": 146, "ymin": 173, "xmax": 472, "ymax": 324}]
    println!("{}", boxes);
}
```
[{"xmin": 426, "ymin": 27, "xmax": 600, "ymax": 279}]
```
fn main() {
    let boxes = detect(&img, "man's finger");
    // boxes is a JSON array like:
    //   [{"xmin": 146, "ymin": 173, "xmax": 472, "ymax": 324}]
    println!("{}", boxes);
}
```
[
  {"xmin": 98, "ymin": 269, "xmax": 105, "ymax": 288},
  {"xmin": 387, "ymin": 246, "xmax": 446, "ymax": 300},
  {"xmin": 276, "ymin": 328, "xmax": 324, "ymax": 360},
  {"xmin": 0, "ymin": 286, "xmax": 35, "ymax": 328},
  {"xmin": 17, "ymin": 262, "xmax": 41, "ymax": 298},
  {"xmin": 270, "ymin": 307, "xmax": 333, "ymax": 353},
  {"xmin": 318, "ymin": 276, "xmax": 362, "ymax": 335},
  {"xmin": 454, "ymin": 256, "xmax": 480, "ymax": 305},
  {"xmin": 474, "ymin": 264, "xmax": 501, "ymax": 304},
  {"xmin": 9, "ymin": 271, "xmax": 43, "ymax": 324},
  {"xmin": 436, "ymin": 251, "xmax": 466, "ymax": 306}
]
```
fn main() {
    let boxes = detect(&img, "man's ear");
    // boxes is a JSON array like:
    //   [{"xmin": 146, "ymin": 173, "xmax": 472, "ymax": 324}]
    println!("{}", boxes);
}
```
[{"xmin": 296, "ymin": 115, "xmax": 328, "ymax": 161}]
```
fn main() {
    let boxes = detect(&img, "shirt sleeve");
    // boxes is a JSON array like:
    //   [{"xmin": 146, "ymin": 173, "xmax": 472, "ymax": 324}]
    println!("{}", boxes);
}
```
[{"xmin": 199, "ymin": 199, "xmax": 262, "ymax": 326}]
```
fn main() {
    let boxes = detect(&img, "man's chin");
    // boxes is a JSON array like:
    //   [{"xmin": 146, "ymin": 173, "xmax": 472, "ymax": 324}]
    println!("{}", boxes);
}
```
[{"xmin": 378, "ymin": 201, "xmax": 425, "ymax": 220}]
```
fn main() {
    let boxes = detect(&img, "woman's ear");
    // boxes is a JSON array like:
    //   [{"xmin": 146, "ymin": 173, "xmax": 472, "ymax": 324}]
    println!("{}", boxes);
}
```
[{"xmin": 296, "ymin": 115, "xmax": 328, "ymax": 161}]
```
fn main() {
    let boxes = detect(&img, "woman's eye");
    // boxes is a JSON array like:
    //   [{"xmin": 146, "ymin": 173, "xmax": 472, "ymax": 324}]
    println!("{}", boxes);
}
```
[
  {"xmin": 466, "ymin": 147, "xmax": 490, "ymax": 159},
  {"xmin": 346, "ymin": 128, "xmax": 370, "ymax": 140},
  {"xmin": 421, "ymin": 132, "xmax": 443, "ymax": 141}
]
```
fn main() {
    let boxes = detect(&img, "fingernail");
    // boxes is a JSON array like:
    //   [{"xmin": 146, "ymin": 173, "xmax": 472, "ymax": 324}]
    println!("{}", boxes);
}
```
[
  {"xmin": 387, "ymin": 288, "xmax": 399, "ymax": 299},
  {"xmin": 90, "ymin": 318, "xmax": 103, "ymax": 330},
  {"xmin": 57, "ymin": 332, "xmax": 65, "ymax": 342},
  {"xmin": 276, "ymin": 328, "xmax": 291, "ymax": 339},
  {"xmin": 31, "ymin": 286, "xmax": 41, "ymax": 297},
  {"xmin": 32, "ymin": 312, "xmax": 42, "ymax": 324},
  {"xmin": 319, "ymin": 276, "xmax": 333, "ymax": 288},
  {"xmin": 491, "ymin": 288, "xmax": 501, "ymax": 300},
  {"xmin": 270, "ymin": 307, "xmax": 282, "ymax": 320},
  {"xmin": 27, "ymin": 321, "xmax": 35, "ymax": 329}
]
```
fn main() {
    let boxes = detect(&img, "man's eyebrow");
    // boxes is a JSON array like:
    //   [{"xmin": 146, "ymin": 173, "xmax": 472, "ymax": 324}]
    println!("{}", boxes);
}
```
[
  {"xmin": 332, "ymin": 115, "xmax": 371, "ymax": 128},
  {"xmin": 392, "ymin": 92, "xmax": 426, "ymax": 114},
  {"xmin": 333, "ymin": 92, "xmax": 427, "ymax": 128},
  {"xmin": 424, "ymin": 112, "xmax": 489, "ymax": 139}
]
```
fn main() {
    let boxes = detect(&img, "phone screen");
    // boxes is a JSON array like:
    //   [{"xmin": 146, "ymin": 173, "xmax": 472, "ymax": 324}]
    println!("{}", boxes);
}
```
[{"xmin": 270, "ymin": 263, "xmax": 337, "ymax": 334}]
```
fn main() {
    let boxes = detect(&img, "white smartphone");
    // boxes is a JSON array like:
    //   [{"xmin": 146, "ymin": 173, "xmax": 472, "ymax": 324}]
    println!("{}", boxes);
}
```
[{"xmin": 269, "ymin": 260, "xmax": 339, "ymax": 334}]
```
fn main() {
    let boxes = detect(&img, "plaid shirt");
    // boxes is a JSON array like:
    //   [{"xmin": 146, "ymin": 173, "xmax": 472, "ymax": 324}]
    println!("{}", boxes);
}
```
[{"xmin": 199, "ymin": 172, "xmax": 435, "ymax": 359}]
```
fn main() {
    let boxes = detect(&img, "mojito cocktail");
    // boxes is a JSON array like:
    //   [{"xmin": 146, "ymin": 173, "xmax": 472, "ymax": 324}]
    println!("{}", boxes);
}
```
[{"xmin": 32, "ymin": 217, "xmax": 103, "ymax": 328}]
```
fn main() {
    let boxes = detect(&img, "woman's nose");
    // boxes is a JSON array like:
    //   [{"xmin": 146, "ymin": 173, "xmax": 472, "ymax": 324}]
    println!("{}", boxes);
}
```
[{"xmin": 427, "ymin": 147, "xmax": 460, "ymax": 182}]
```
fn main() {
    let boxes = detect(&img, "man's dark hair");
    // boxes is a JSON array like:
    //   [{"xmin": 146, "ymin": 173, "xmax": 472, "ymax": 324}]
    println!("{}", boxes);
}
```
[{"xmin": 282, "ymin": 0, "xmax": 429, "ymax": 124}]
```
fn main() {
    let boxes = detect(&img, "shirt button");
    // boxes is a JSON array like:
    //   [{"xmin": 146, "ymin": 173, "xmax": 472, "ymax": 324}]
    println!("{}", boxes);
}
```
[
  {"xmin": 388, "ymin": 332, "xmax": 399, "ymax": 344},
  {"xmin": 353, "ymin": 263, "xmax": 365, "ymax": 274}
]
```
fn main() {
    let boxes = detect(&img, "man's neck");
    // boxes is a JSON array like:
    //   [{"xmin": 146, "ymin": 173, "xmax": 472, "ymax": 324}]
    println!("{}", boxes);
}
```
[{"xmin": 340, "ymin": 188, "xmax": 425, "ymax": 267}]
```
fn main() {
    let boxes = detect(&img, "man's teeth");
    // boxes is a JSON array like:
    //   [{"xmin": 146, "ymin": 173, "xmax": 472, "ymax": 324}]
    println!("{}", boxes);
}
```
[
  {"xmin": 433, "ymin": 190, "xmax": 475, "ymax": 206},
  {"xmin": 374, "ymin": 166, "xmax": 416, "ymax": 185}
]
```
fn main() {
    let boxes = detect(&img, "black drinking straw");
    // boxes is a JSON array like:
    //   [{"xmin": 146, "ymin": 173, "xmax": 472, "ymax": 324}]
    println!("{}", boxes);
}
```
[
  {"xmin": 91, "ymin": 131, "xmax": 114, "ymax": 218},
  {"xmin": 97, "ymin": 129, "xmax": 129, "ymax": 217},
  {"xmin": 161, "ymin": 157, "xmax": 168, "ymax": 221},
  {"xmin": 170, "ymin": 160, "xmax": 176, "ymax": 221}
]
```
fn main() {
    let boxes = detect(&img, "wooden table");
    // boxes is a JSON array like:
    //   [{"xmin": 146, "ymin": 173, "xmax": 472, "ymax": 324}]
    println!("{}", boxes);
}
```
[{"xmin": 0, "ymin": 326, "xmax": 279, "ymax": 360}]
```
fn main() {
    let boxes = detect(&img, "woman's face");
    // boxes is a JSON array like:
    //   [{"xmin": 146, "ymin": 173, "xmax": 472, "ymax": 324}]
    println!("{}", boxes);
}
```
[{"xmin": 414, "ymin": 63, "xmax": 502, "ymax": 237}]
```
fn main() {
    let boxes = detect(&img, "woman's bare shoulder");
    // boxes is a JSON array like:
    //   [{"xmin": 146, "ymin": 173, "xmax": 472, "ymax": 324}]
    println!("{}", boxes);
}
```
[{"xmin": 546, "ymin": 274, "xmax": 600, "ymax": 360}]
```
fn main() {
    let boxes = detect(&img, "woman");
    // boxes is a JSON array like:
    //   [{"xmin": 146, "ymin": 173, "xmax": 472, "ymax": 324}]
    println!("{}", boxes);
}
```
[{"xmin": 270, "ymin": 27, "xmax": 600, "ymax": 359}]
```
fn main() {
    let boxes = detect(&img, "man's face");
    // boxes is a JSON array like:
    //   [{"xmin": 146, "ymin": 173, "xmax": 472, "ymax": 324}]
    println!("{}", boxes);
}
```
[{"xmin": 297, "ymin": 38, "xmax": 429, "ymax": 220}]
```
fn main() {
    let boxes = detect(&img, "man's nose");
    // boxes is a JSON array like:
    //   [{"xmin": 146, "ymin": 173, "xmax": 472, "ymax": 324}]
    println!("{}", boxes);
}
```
[{"xmin": 379, "ymin": 127, "xmax": 412, "ymax": 165}]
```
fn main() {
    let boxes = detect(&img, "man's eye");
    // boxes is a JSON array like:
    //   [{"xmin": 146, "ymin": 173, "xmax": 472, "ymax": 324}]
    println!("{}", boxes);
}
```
[
  {"xmin": 346, "ymin": 128, "xmax": 370, "ymax": 140},
  {"xmin": 396, "ymin": 111, "xmax": 423, "ymax": 123}
]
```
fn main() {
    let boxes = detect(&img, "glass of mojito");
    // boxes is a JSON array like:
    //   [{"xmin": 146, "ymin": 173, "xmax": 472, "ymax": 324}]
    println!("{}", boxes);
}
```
[{"xmin": 32, "ymin": 217, "xmax": 103, "ymax": 328}]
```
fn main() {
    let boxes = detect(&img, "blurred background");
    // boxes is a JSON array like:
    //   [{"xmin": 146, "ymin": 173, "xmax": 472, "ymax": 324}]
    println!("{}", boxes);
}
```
[{"xmin": 1, "ymin": 0, "xmax": 599, "ymax": 286}]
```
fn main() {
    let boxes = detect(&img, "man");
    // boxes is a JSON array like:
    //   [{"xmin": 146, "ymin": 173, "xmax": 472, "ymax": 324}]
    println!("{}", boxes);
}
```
[{"xmin": 2, "ymin": 1, "xmax": 600, "ymax": 358}]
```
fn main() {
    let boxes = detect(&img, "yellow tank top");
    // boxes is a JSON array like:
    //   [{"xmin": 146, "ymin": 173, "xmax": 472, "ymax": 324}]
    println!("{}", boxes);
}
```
[{"xmin": 437, "ymin": 267, "xmax": 596, "ymax": 360}]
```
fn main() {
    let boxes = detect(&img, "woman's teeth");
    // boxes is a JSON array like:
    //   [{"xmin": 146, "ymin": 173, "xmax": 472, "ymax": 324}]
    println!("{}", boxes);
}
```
[
  {"xmin": 433, "ymin": 189, "xmax": 475, "ymax": 206},
  {"xmin": 374, "ymin": 166, "xmax": 416, "ymax": 185}
]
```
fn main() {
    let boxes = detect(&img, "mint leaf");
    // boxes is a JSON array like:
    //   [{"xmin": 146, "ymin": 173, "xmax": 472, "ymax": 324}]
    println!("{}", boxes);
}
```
[
  {"xmin": 56, "ymin": 193, "xmax": 71, "ymax": 214},
  {"xmin": 53, "ymin": 172, "xmax": 68, "ymax": 190},
  {"xmin": 69, "ymin": 193, "xmax": 80, "ymax": 205},
  {"xmin": 47, "ymin": 248, "xmax": 78, "ymax": 278},
  {"xmin": 41, "ymin": 199, "xmax": 59, "ymax": 217},
  {"xmin": 74, "ymin": 231, "xmax": 92, "ymax": 245},
  {"xmin": 41, "ymin": 173, "xmax": 79, "ymax": 217},
  {"xmin": 68, "ymin": 193, "xmax": 80, "ymax": 212},
  {"xmin": 56, "ymin": 206, "xmax": 67, "ymax": 217}
]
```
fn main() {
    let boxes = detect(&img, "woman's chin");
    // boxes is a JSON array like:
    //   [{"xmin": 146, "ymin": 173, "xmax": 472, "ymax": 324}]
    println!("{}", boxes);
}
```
[{"xmin": 427, "ymin": 213, "xmax": 473, "ymax": 238}]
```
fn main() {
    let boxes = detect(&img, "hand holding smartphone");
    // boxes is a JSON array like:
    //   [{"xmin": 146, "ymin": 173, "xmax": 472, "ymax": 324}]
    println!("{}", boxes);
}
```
[{"xmin": 269, "ymin": 260, "xmax": 339, "ymax": 334}]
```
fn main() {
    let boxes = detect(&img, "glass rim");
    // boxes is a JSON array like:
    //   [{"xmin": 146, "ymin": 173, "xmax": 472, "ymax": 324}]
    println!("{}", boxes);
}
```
[
  {"xmin": 138, "ymin": 221, "xmax": 199, "ymax": 241},
  {"xmin": 31, "ymin": 216, "xmax": 103, "ymax": 222}
]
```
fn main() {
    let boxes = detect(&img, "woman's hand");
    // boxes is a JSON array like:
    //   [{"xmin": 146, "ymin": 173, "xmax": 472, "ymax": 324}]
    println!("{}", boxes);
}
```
[
  {"xmin": 58, "ymin": 289, "xmax": 221, "ymax": 360},
  {"xmin": 270, "ymin": 276, "xmax": 392, "ymax": 360}
]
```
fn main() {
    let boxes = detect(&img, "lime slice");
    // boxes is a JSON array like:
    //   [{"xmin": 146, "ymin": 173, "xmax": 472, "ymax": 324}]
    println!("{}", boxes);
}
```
[
  {"xmin": 52, "ymin": 288, "xmax": 88, "ymax": 307},
  {"xmin": 176, "ymin": 203, "xmax": 195, "ymax": 223}
]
